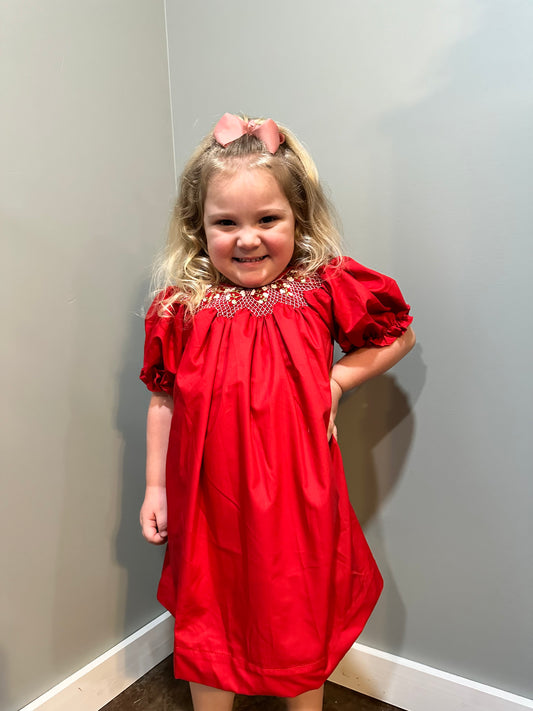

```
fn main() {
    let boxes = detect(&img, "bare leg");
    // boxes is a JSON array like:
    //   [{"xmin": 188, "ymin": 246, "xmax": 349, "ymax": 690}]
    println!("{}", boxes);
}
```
[
  {"xmin": 285, "ymin": 684, "xmax": 324, "ymax": 711},
  {"xmin": 189, "ymin": 681, "xmax": 235, "ymax": 711}
]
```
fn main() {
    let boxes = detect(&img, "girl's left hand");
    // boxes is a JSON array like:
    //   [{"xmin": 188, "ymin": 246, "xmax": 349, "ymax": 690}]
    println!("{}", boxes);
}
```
[{"xmin": 328, "ymin": 378, "xmax": 343, "ymax": 440}]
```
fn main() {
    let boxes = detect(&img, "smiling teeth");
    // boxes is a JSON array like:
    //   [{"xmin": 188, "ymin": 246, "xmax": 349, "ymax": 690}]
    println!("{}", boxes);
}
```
[{"xmin": 235, "ymin": 257, "xmax": 266, "ymax": 262}]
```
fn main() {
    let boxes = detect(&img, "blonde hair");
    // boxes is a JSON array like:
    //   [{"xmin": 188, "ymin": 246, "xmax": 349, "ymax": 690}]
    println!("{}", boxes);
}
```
[{"xmin": 152, "ymin": 115, "xmax": 342, "ymax": 314}]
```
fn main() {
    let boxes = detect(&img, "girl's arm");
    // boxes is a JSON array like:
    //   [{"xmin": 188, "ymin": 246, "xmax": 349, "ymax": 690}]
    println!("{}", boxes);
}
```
[
  {"xmin": 140, "ymin": 392, "xmax": 174, "ymax": 545},
  {"xmin": 328, "ymin": 326, "xmax": 416, "ymax": 439}
]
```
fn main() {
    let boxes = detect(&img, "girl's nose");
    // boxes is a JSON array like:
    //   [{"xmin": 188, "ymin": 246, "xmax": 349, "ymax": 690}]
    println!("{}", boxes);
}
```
[{"xmin": 236, "ymin": 228, "xmax": 261, "ymax": 249}]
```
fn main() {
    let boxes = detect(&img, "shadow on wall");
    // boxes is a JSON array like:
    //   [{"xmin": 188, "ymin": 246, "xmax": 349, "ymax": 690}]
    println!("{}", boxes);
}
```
[{"xmin": 337, "ymin": 343, "xmax": 426, "ymax": 657}]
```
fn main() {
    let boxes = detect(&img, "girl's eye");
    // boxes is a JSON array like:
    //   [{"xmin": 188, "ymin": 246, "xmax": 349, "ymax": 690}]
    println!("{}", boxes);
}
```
[
  {"xmin": 217, "ymin": 219, "xmax": 235, "ymax": 226},
  {"xmin": 260, "ymin": 215, "xmax": 278, "ymax": 224}
]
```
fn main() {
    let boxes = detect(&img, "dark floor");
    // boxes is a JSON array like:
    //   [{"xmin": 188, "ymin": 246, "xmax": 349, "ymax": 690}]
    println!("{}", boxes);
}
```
[{"xmin": 101, "ymin": 656, "xmax": 405, "ymax": 710}]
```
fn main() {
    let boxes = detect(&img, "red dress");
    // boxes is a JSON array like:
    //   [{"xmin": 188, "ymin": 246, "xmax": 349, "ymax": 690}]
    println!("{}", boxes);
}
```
[{"xmin": 140, "ymin": 257, "xmax": 412, "ymax": 696}]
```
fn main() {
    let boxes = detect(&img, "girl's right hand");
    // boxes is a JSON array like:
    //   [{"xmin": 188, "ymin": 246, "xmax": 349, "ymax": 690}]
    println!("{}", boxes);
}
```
[{"xmin": 140, "ymin": 485, "xmax": 168, "ymax": 545}]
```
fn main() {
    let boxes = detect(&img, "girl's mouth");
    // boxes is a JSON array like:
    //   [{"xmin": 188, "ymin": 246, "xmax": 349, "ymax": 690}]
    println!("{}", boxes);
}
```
[{"xmin": 233, "ymin": 256, "xmax": 268, "ymax": 263}]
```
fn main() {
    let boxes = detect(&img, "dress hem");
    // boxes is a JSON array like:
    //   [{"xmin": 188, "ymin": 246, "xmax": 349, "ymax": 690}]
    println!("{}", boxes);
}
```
[{"xmin": 158, "ymin": 571, "xmax": 383, "ymax": 697}]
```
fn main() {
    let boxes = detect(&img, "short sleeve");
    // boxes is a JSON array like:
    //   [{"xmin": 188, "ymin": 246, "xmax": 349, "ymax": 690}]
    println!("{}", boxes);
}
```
[
  {"xmin": 139, "ymin": 292, "xmax": 183, "ymax": 395},
  {"xmin": 321, "ymin": 257, "xmax": 413, "ymax": 353}
]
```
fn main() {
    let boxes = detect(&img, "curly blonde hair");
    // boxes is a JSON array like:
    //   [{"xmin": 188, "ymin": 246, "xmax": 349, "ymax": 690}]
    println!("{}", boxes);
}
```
[{"xmin": 151, "ymin": 115, "xmax": 343, "ymax": 314}]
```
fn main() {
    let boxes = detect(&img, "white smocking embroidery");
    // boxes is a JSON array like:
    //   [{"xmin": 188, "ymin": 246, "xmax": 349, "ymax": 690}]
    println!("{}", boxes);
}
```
[{"xmin": 196, "ymin": 269, "xmax": 323, "ymax": 318}]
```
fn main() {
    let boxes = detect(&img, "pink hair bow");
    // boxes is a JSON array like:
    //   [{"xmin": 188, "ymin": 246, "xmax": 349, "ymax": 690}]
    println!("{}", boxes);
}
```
[{"xmin": 213, "ymin": 113, "xmax": 285, "ymax": 154}]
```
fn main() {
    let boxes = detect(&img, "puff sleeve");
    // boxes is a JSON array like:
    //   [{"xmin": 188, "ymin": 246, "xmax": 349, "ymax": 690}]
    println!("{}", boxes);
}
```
[
  {"xmin": 139, "ymin": 292, "xmax": 183, "ymax": 395},
  {"xmin": 321, "ymin": 257, "xmax": 413, "ymax": 353}
]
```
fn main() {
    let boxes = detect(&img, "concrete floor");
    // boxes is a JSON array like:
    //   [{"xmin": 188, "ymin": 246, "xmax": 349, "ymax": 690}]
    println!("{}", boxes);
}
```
[{"xmin": 101, "ymin": 656, "xmax": 405, "ymax": 710}]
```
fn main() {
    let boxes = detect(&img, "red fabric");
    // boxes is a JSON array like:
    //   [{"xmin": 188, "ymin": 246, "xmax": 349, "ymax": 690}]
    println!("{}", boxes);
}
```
[{"xmin": 140, "ymin": 257, "xmax": 412, "ymax": 696}]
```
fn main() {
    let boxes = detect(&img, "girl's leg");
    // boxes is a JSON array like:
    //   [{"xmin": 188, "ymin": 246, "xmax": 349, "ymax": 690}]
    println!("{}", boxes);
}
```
[
  {"xmin": 189, "ymin": 681, "xmax": 235, "ymax": 711},
  {"xmin": 285, "ymin": 684, "xmax": 324, "ymax": 711}
]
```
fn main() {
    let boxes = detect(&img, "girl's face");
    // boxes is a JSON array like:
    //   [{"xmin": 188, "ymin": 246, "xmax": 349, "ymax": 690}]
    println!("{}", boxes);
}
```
[{"xmin": 203, "ymin": 167, "xmax": 295, "ymax": 288}]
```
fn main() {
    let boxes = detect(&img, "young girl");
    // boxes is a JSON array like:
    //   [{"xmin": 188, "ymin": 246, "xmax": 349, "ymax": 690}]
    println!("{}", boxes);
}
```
[{"xmin": 139, "ymin": 113, "xmax": 415, "ymax": 711}]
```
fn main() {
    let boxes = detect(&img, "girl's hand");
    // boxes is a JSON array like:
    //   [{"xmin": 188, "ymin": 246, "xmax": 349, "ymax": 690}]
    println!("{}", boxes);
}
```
[
  {"xmin": 328, "ymin": 378, "xmax": 343, "ymax": 441},
  {"xmin": 140, "ymin": 485, "xmax": 168, "ymax": 545}
]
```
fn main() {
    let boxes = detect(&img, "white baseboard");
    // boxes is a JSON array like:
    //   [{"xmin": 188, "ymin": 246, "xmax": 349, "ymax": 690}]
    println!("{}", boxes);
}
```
[
  {"xmin": 19, "ymin": 612, "xmax": 174, "ymax": 711},
  {"xmin": 329, "ymin": 643, "xmax": 533, "ymax": 711},
  {"xmin": 20, "ymin": 613, "xmax": 533, "ymax": 711}
]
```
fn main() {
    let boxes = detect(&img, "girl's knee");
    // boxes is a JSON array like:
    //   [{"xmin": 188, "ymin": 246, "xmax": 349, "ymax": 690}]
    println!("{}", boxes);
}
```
[
  {"xmin": 285, "ymin": 684, "xmax": 324, "ymax": 711},
  {"xmin": 189, "ymin": 681, "xmax": 235, "ymax": 711}
]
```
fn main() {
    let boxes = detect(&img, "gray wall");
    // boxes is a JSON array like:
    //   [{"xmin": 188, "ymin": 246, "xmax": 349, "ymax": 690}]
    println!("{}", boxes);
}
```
[
  {"xmin": 2, "ymin": 2, "xmax": 531, "ymax": 709},
  {"xmin": 165, "ymin": 0, "xmax": 532, "ymax": 699},
  {"xmin": 1, "ymin": 2, "xmax": 175, "ymax": 709}
]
